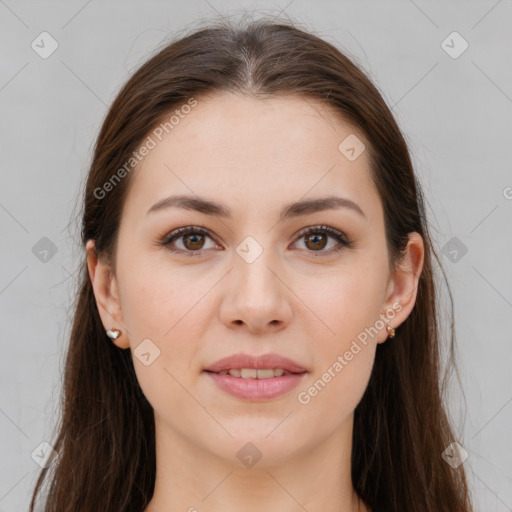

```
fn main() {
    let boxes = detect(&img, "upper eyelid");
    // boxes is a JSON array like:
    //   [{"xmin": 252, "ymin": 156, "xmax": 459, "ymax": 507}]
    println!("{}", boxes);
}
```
[
  {"xmin": 294, "ymin": 224, "xmax": 346, "ymax": 239},
  {"xmin": 163, "ymin": 224, "xmax": 349, "ymax": 249}
]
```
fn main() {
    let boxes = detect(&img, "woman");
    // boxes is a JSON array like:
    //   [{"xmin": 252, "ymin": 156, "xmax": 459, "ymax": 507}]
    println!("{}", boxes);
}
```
[{"xmin": 29, "ymin": 16, "xmax": 473, "ymax": 512}]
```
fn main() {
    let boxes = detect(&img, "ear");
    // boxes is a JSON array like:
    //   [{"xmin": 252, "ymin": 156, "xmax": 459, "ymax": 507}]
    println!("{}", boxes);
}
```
[
  {"xmin": 377, "ymin": 232, "xmax": 425, "ymax": 343},
  {"xmin": 86, "ymin": 239, "xmax": 130, "ymax": 349}
]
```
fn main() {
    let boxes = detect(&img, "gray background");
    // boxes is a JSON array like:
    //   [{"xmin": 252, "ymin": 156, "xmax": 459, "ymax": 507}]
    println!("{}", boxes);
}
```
[{"xmin": 1, "ymin": 0, "xmax": 511, "ymax": 510}]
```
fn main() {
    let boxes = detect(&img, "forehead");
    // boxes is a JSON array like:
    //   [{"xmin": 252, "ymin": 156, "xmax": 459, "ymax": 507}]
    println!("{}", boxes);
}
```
[{"xmin": 123, "ymin": 92, "xmax": 381, "ymax": 222}]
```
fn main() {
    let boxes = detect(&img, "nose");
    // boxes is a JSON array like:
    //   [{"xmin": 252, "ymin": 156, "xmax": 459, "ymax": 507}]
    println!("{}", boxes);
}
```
[{"xmin": 219, "ymin": 248, "xmax": 293, "ymax": 335}]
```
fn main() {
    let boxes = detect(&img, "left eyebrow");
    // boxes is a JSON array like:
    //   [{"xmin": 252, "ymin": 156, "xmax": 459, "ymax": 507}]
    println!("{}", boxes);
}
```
[
  {"xmin": 279, "ymin": 195, "xmax": 366, "ymax": 221},
  {"xmin": 146, "ymin": 194, "xmax": 366, "ymax": 220}
]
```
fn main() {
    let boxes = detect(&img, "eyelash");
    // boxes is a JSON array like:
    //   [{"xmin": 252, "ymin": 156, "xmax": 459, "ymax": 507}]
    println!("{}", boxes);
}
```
[{"xmin": 159, "ymin": 225, "xmax": 353, "ymax": 257}]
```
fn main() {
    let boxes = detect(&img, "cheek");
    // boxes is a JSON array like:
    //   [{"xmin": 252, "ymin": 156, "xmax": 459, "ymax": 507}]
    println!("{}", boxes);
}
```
[
  {"xmin": 303, "ymin": 266, "xmax": 386, "ymax": 349},
  {"xmin": 296, "ymin": 273, "xmax": 380, "ymax": 420},
  {"xmin": 120, "ymin": 264, "xmax": 207, "ymax": 421},
  {"xmin": 295, "ymin": 266, "xmax": 384, "ymax": 412},
  {"xmin": 117, "ymin": 249, "xmax": 195, "ymax": 338},
  {"xmin": 117, "ymin": 252, "xmax": 214, "ymax": 373},
  {"xmin": 296, "ymin": 342, "xmax": 375, "ymax": 436}
]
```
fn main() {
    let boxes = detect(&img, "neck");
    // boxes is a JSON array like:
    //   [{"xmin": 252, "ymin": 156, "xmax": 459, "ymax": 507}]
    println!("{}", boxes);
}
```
[{"xmin": 144, "ymin": 412, "xmax": 369, "ymax": 512}]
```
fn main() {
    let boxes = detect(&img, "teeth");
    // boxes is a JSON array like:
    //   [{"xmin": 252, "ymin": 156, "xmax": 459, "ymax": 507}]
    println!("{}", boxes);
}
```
[
  {"xmin": 240, "ymin": 368, "xmax": 258, "ymax": 379},
  {"xmin": 256, "ymin": 369, "xmax": 278, "ymax": 379},
  {"xmin": 218, "ymin": 368, "xmax": 289, "ymax": 379}
]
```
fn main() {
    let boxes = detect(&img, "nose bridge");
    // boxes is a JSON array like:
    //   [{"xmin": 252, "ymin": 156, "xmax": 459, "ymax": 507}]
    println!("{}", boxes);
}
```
[
  {"xmin": 234, "ymin": 235, "xmax": 282, "ymax": 302},
  {"xmin": 220, "ymin": 233, "xmax": 292, "ymax": 331}
]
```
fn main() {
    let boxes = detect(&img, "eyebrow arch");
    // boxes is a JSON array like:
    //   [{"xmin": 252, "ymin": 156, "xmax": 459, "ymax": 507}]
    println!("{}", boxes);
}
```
[{"xmin": 146, "ymin": 194, "xmax": 366, "ymax": 220}]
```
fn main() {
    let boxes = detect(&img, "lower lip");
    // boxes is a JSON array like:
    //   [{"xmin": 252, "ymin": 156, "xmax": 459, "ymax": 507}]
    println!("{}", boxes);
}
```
[{"xmin": 204, "ymin": 371, "xmax": 307, "ymax": 401}]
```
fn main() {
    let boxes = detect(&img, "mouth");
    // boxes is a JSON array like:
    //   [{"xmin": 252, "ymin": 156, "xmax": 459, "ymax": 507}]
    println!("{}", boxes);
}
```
[
  {"xmin": 203, "ymin": 368, "xmax": 308, "ymax": 401},
  {"xmin": 203, "ymin": 352, "xmax": 309, "ymax": 401},
  {"xmin": 203, "ymin": 352, "xmax": 308, "ymax": 374},
  {"xmin": 204, "ymin": 368, "xmax": 305, "ymax": 379}
]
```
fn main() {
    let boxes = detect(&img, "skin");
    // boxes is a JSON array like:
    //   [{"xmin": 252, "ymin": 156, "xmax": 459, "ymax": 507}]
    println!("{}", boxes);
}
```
[{"xmin": 87, "ymin": 92, "xmax": 424, "ymax": 512}]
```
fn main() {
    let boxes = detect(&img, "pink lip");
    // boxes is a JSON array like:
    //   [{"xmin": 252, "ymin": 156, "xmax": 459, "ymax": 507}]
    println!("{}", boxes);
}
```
[
  {"xmin": 203, "ymin": 352, "xmax": 308, "ymax": 373},
  {"xmin": 204, "ymin": 371, "xmax": 307, "ymax": 401}
]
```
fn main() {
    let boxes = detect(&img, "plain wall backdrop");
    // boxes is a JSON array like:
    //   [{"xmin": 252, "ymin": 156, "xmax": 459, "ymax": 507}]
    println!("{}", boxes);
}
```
[{"xmin": 1, "ymin": 0, "xmax": 511, "ymax": 510}]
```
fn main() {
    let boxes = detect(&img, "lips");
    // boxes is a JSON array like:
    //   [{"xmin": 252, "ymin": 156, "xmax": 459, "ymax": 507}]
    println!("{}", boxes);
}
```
[
  {"xmin": 205, "ymin": 370, "xmax": 307, "ymax": 400},
  {"xmin": 203, "ymin": 353, "xmax": 308, "ymax": 374}
]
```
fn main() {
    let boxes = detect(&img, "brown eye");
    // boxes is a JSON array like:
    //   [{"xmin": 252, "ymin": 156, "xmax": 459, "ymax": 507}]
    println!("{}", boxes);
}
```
[
  {"xmin": 182, "ymin": 233, "xmax": 206, "ymax": 250},
  {"xmin": 304, "ymin": 232, "xmax": 328, "ymax": 251},
  {"xmin": 293, "ymin": 225, "xmax": 352, "ymax": 256},
  {"xmin": 161, "ymin": 226, "xmax": 219, "ymax": 256}
]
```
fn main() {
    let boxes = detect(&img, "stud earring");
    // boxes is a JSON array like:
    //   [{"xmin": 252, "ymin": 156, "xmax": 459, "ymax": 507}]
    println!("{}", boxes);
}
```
[
  {"xmin": 386, "ymin": 325, "xmax": 395, "ymax": 339},
  {"xmin": 106, "ymin": 328, "xmax": 121, "ymax": 340}
]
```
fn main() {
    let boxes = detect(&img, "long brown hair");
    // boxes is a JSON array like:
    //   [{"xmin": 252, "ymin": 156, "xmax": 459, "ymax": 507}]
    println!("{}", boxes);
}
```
[{"xmin": 29, "ymin": 14, "xmax": 472, "ymax": 512}]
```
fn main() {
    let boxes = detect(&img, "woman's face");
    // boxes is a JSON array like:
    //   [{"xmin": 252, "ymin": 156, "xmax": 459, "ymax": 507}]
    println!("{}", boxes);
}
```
[{"xmin": 88, "ymin": 92, "xmax": 423, "ymax": 467}]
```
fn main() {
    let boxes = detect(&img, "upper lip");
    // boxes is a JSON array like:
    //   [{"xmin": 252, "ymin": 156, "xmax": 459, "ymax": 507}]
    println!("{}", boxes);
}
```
[{"xmin": 204, "ymin": 353, "xmax": 308, "ymax": 374}]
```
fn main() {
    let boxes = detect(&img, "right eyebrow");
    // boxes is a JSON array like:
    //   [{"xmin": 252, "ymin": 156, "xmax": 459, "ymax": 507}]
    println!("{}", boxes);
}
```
[{"xmin": 146, "ymin": 194, "xmax": 366, "ymax": 220}]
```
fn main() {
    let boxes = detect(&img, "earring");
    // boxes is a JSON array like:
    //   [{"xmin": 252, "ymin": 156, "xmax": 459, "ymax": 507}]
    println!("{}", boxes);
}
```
[
  {"xmin": 386, "ymin": 325, "xmax": 395, "ymax": 339},
  {"xmin": 106, "ymin": 328, "xmax": 121, "ymax": 340}
]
